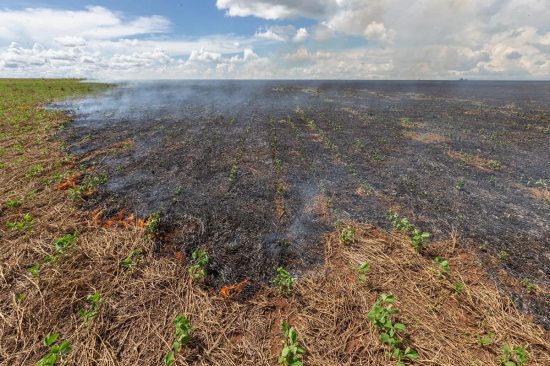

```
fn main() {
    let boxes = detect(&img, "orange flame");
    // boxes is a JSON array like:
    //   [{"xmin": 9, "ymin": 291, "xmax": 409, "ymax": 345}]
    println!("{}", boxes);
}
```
[{"xmin": 220, "ymin": 279, "xmax": 249, "ymax": 298}]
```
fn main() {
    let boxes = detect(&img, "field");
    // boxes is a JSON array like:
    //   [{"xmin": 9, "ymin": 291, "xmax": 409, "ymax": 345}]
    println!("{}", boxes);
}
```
[{"xmin": 1, "ymin": 79, "xmax": 549, "ymax": 365}]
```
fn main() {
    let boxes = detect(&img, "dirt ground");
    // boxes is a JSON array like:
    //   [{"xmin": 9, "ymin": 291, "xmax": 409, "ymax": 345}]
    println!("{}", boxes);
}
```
[{"xmin": 56, "ymin": 81, "xmax": 550, "ymax": 325}]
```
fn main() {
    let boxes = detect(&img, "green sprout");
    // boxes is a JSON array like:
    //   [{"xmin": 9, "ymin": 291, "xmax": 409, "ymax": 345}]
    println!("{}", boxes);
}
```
[
  {"xmin": 358, "ymin": 262, "xmax": 370, "ymax": 285},
  {"xmin": 339, "ymin": 225, "xmax": 355, "ymax": 244},
  {"xmin": 164, "ymin": 315, "xmax": 192, "ymax": 365},
  {"xmin": 188, "ymin": 248, "xmax": 209, "ymax": 281},
  {"xmin": 36, "ymin": 333, "xmax": 72, "ymax": 366},
  {"xmin": 273, "ymin": 267, "xmax": 296, "ymax": 294},
  {"xmin": 278, "ymin": 321, "xmax": 305, "ymax": 366}
]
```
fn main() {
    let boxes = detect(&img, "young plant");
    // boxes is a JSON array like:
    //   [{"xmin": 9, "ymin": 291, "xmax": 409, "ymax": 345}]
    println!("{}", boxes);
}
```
[
  {"xmin": 188, "ymin": 248, "xmax": 209, "ymax": 281},
  {"xmin": 368, "ymin": 294, "xmax": 418, "ymax": 365},
  {"xmin": 29, "ymin": 263, "xmax": 41, "ymax": 277},
  {"xmin": 501, "ymin": 344, "xmax": 528, "ymax": 366},
  {"xmin": 339, "ymin": 225, "xmax": 355, "ymax": 244},
  {"xmin": 121, "ymin": 249, "xmax": 142, "ymax": 270},
  {"xmin": 79, "ymin": 291, "xmax": 102, "ymax": 323},
  {"xmin": 357, "ymin": 262, "xmax": 370, "ymax": 285},
  {"xmin": 5, "ymin": 199, "xmax": 21, "ymax": 208},
  {"xmin": 520, "ymin": 278, "xmax": 537, "ymax": 294},
  {"xmin": 164, "ymin": 315, "xmax": 192, "ymax": 365},
  {"xmin": 479, "ymin": 332, "xmax": 496, "ymax": 347},
  {"xmin": 497, "ymin": 250, "xmax": 509, "ymax": 261},
  {"xmin": 432, "ymin": 257, "xmax": 450, "ymax": 276},
  {"xmin": 36, "ymin": 333, "xmax": 72, "ymax": 366},
  {"xmin": 68, "ymin": 173, "xmax": 107, "ymax": 201},
  {"xmin": 410, "ymin": 229, "xmax": 430, "ymax": 252},
  {"xmin": 145, "ymin": 212, "xmax": 161, "ymax": 238},
  {"xmin": 488, "ymin": 160, "xmax": 502, "ymax": 171},
  {"xmin": 455, "ymin": 178, "xmax": 465, "ymax": 191},
  {"xmin": 7, "ymin": 213, "xmax": 33, "ymax": 231},
  {"xmin": 453, "ymin": 281, "xmax": 465, "ymax": 295},
  {"xmin": 388, "ymin": 211, "xmax": 413, "ymax": 232},
  {"xmin": 278, "ymin": 321, "xmax": 305, "ymax": 366},
  {"xmin": 54, "ymin": 233, "xmax": 77, "ymax": 254},
  {"xmin": 273, "ymin": 267, "xmax": 296, "ymax": 294},
  {"xmin": 360, "ymin": 181, "xmax": 374, "ymax": 195},
  {"xmin": 228, "ymin": 164, "xmax": 238, "ymax": 183},
  {"xmin": 26, "ymin": 164, "xmax": 44, "ymax": 178}
]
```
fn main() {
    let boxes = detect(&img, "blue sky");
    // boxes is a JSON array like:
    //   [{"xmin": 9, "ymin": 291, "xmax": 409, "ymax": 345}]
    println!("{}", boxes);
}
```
[
  {"xmin": 6, "ymin": 0, "xmax": 315, "ymax": 37},
  {"xmin": 0, "ymin": 1, "xmax": 549, "ymax": 79}
]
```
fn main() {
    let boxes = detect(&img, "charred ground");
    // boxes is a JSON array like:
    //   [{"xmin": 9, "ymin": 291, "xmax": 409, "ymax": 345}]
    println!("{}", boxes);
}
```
[{"xmin": 57, "ymin": 81, "xmax": 550, "ymax": 321}]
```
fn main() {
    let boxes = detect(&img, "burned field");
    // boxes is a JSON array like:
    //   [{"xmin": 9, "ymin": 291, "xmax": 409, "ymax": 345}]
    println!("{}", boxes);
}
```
[
  {"xmin": 58, "ymin": 81, "xmax": 550, "ymax": 319},
  {"xmin": 3, "ymin": 79, "xmax": 550, "ymax": 365}
]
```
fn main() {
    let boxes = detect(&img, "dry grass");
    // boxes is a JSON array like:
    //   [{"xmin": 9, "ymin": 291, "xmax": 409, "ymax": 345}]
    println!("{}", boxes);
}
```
[
  {"xmin": 1, "ymin": 80, "xmax": 549, "ymax": 365},
  {"xmin": 447, "ymin": 150, "xmax": 504, "ymax": 172}
]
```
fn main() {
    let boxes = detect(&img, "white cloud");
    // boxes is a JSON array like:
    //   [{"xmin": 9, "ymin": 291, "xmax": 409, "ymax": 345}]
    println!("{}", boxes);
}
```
[
  {"xmin": 189, "ymin": 48, "xmax": 223, "ymax": 62},
  {"xmin": 216, "ymin": 0, "xmax": 550, "ymax": 79},
  {"xmin": 255, "ymin": 25, "xmax": 309, "ymax": 43},
  {"xmin": 293, "ymin": 28, "xmax": 309, "ymax": 42},
  {"xmin": 0, "ymin": 6, "xmax": 170, "ymax": 46},
  {"xmin": 55, "ymin": 36, "xmax": 87, "ymax": 47},
  {"xmin": 0, "ymin": 2, "xmax": 549, "ymax": 79},
  {"xmin": 364, "ymin": 22, "xmax": 394, "ymax": 44}
]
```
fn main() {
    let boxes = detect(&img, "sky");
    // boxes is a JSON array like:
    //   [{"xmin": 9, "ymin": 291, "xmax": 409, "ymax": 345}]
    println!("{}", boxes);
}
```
[{"xmin": 0, "ymin": 0, "xmax": 549, "ymax": 80}]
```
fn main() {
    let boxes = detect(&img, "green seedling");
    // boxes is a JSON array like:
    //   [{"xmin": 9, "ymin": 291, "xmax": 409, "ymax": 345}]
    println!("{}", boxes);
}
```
[
  {"xmin": 5, "ymin": 199, "xmax": 21, "ymax": 208},
  {"xmin": 278, "ymin": 321, "xmax": 305, "ymax": 366},
  {"xmin": 361, "ymin": 181, "xmax": 374, "ymax": 195},
  {"xmin": 520, "ymin": 278, "xmax": 537, "ymax": 294},
  {"xmin": 145, "ymin": 212, "xmax": 161, "ymax": 238},
  {"xmin": 488, "ymin": 160, "xmax": 502, "ymax": 171},
  {"xmin": 455, "ymin": 178, "xmax": 465, "ymax": 191},
  {"xmin": 432, "ymin": 257, "xmax": 450, "ymax": 276},
  {"xmin": 497, "ymin": 250, "xmax": 509, "ymax": 261},
  {"xmin": 358, "ymin": 262, "xmax": 370, "ymax": 285},
  {"xmin": 79, "ymin": 291, "xmax": 102, "ymax": 322},
  {"xmin": 479, "ymin": 332, "xmax": 496, "ymax": 347},
  {"xmin": 7, "ymin": 213, "xmax": 33, "ymax": 231},
  {"xmin": 188, "ymin": 248, "xmax": 209, "ymax": 281},
  {"xmin": 36, "ymin": 333, "xmax": 72, "ymax": 366},
  {"xmin": 274, "ymin": 158, "xmax": 283, "ymax": 170},
  {"xmin": 411, "ymin": 229, "xmax": 430, "ymax": 252},
  {"xmin": 164, "ymin": 315, "xmax": 192, "ymax": 365},
  {"xmin": 16, "ymin": 293, "xmax": 27, "ymax": 302},
  {"xmin": 454, "ymin": 281, "xmax": 465, "ymax": 294},
  {"xmin": 68, "ymin": 173, "xmax": 107, "ymax": 201},
  {"xmin": 501, "ymin": 344, "xmax": 528, "ymax": 366},
  {"xmin": 339, "ymin": 225, "xmax": 355, "ymax": 244},
  {"xmin": 368, "ymin": 294, "xmax": 418, "ymax": 365},
  {"xmin": 54, "ymin": 233, "xmax": 77, "ymax": 254},
  {"xmin": 228, "ymin": 164, "xmax": 238, "ymax": 183},
  {"xmin": 273, "ymin": 267, "xmax": 296, "ymax": 294},
  {"xmin": 388, "ymin": 211, "xmax": 430, "ymax": 251},
  {"xmin": 26, "ymin": 164, "xmax": 44, "ymax": 178},
  {"xmin": 122, "ymin": 249, "xmax": 142, "ymax": 270},
  {"xmin": 29, "ymin": 263, "xmax": 41, "ymax": 277},
  {"xmin": 43, "ymin": 255, "xmax": 58, "ymax": 263},
  {"xmin": 388, "ymin": 211, "xmax": 414, "ymax": 232}
]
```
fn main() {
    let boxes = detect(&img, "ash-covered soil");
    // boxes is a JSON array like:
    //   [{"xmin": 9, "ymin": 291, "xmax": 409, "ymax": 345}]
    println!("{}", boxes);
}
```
[{"xmin": 57, "ymin": 81, "xmax": 549, "ymax": 322}]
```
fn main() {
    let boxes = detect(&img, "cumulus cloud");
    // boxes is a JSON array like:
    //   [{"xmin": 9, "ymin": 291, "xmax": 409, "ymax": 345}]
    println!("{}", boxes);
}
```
[
  {"xmin": 0, "ymin": 6, "xmax": 170, "ymax": 46},
  {"xmin": 216, "ymin": 0, "xmax": 550, "ymax": 79},
  {"xmin": 1, "ymin": 2, "xmax": 549, "ymax": 79},
  {"xmin": 189, "ymin": 49, "xmax": 223, "ymax": 62},
  {"xmin": 255, "ymin": 25, "xmax": 309, "ymax": 43}
]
